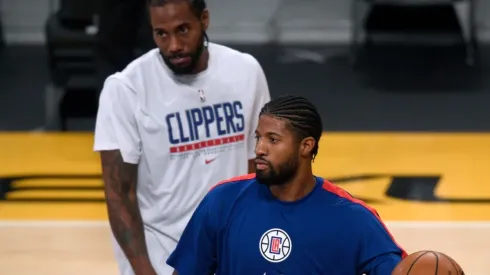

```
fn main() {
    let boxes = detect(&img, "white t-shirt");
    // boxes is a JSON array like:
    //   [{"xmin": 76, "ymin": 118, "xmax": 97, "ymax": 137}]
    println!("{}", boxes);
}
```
[{"xmin": 93, "ymin": 43, "xmax": 271, "ymax": 275}]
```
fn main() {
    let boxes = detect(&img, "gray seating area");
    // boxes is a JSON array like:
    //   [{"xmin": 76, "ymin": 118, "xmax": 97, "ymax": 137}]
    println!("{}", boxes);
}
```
[
  {"xmin": 42, "ymin": 0, "xmax": 480, "ymax": 131},
  {"xmin": 349, "ymin": 0, "xmax": 477, "ymax": 66},
  {"xmin": 44, "ymin": 0, "xmax": 98, "ymax": 130},
  {"xmin": 43, "ymin": 0, "xmax": 154, "ymax": 131},
  {"xmin": 0, "ymin": 0, "xmax": 4, "ymax": 49}
]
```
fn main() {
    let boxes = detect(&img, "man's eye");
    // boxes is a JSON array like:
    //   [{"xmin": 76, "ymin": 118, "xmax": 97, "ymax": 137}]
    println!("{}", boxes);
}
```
[{"xmin": 179, "ymin": 27, "xmax": 188, "ymax": 34}]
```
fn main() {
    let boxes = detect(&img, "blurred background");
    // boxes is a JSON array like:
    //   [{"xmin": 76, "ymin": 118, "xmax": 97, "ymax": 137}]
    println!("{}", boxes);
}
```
[
  {"xmin": 1, "ymin": 0, "xmax": 490, "ymax": 274},
  {"xmin": 1, "ymin": 0, "xmax": 490, "ymax": 131}
]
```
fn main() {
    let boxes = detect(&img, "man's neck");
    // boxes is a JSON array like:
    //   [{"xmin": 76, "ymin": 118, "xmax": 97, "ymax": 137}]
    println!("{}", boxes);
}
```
[
  {"xmin": 269, "ymin": 171, "xmax": 316, "ymax": 202},
  {"xmin": 192, "ymin": 48, "xmax": 209, "ymax": 74}
]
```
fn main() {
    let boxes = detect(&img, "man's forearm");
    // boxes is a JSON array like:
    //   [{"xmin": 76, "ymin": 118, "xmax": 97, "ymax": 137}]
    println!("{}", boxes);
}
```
[
  {"xmin": 101, "ymin": 150, "xmax": 155, "ymax": 274},
  {"xmin": 106, "ymin": 191, "xmax": 153, "ymax": 271}
]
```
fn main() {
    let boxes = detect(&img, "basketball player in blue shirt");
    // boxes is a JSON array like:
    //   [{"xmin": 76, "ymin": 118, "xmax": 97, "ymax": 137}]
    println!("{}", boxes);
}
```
[{"xmin": 167, "ymin": 95, "xmax": 407, "ymax": 274}]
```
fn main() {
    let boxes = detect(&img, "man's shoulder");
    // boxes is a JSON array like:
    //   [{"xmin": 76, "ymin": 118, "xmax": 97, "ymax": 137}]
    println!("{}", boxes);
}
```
[
  {"xmin": 102, "ymin": 48, "xmax": 167, "ymax": 94},
  {"xmin": 106, "ymin": 48, "xmax": 160, "ymax": 79},
  {"xmin": 210, "ymin": 173, "xmax": 256, "ymax": 192},
  {"xmin": 210, "ymin": 43, "xmax": 261, "ymax": 70},
  {"xmin": 200, "ymin": 174, "xmax": 257, "ymax": 215},
  {"xmin": 318, "ymin": 179, "xmax": 383, "ymax": 223},
  {"xmin": 206, "ymin": 173, "xmax": 257, "ymax": 201},
  {"xmin": 124, "ymin": 48, "xmax": 161, "ymax": 72}
]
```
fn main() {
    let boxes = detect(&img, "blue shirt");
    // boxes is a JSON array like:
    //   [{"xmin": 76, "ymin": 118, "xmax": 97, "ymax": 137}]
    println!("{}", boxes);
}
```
[{"xmin": 167, "ymin": 174, "xmax": 406, "ymax": 275}]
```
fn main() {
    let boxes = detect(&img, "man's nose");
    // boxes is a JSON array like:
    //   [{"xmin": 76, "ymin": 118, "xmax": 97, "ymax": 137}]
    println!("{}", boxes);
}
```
[
  {"xmin": 168, "ymin": 36, "xmax": 183, "ymax": 54},
  {"xmin": 255, "ymin": 138, "xmax": 267, "ymax": 156}
]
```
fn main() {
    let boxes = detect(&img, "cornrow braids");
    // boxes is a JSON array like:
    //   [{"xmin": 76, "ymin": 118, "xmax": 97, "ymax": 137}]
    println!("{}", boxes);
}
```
[{"xmin": 260, "ymin": 95, "xmax": 323, "ymax": 160}]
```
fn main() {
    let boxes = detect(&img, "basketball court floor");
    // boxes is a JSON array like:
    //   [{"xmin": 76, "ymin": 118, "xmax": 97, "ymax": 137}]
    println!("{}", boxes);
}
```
[{"xmin": 0, "ymin": 132, "xmax": 489, "ymax": 274}]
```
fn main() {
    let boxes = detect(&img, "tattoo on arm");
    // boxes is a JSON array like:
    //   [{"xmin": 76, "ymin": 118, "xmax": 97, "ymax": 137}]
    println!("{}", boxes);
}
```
[{"xmin": 101, "ymin": 150, "xmax": 154, "ymax": 272}]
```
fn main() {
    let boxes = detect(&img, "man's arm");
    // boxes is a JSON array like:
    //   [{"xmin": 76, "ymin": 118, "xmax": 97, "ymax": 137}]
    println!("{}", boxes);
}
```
[
  {"xmin": 354, "ymin": 205, "xmax": 406, "ymax": 274},
  {"xmin": 101, "ymin": 150, "xmax": 156, "ymax": 274},
  {"xmin": 363, "ymin": 253, "xmax": 402, "ymax": 275},
  {"xmin": 166, "ymin": 189, "xmax": 220, "ymax": 275},
  {"xmin": 93, "ymin": 78, "xmax": 154, "ymax": 274}
]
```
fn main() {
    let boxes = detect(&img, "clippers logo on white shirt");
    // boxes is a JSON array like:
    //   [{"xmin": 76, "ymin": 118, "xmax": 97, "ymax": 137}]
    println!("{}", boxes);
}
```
[{"xmin": 167, "ymin": 101, "xmax": 246, "ymax": 160}]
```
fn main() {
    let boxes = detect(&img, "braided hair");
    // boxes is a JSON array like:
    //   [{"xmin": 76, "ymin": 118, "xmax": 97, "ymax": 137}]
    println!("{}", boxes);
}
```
[{"xmin": 259, "ymin": 95, "xmax": 323, "ymax": 160}]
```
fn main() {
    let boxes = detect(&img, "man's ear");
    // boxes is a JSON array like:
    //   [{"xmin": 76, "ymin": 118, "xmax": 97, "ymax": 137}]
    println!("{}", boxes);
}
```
[
  {"xmin": 300, "ymin": 137, "xmax": 316, "ymax": 158},
  {"xmin": 200, "ymin": 9, "xmax": 209, "ymax": 31}
]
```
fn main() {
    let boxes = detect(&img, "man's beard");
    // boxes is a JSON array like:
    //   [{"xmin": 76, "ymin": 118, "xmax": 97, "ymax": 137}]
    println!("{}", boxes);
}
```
[
  {"xmin": 160, "ymin": 32, "xmax": 206, "ymax": 75},
  {"xmin": 256, "ymin": 155, "xmax": 299, "ymax": 187}
]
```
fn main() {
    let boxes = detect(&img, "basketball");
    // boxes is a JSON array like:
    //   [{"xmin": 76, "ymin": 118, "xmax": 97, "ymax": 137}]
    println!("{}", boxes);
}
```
[{"xmin": 392, "ymin": 251, "xmax": 465, "ymax": 275}]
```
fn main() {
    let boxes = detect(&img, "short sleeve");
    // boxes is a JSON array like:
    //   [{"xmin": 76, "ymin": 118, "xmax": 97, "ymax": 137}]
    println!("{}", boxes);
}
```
[
  {"xmin": 247, "ymin": 57, "xmax": 271, "ymax": 159},
  {"xmin": 354, "ymin": 205, "xmax": 406, "ymax": 274},
  {"xmin": 166, "ymin": 191, "xmax": 219, "ymax": 274},
  {"xmin": 93, "ymin": 77, "xmax": 141, "ymax": 164}
]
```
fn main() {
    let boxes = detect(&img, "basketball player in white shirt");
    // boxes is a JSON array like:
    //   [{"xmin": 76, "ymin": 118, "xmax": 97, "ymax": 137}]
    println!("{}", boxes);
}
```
[{"xmin": 93, "ymin": 0, "xmax": 271, "ymax": 274}]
